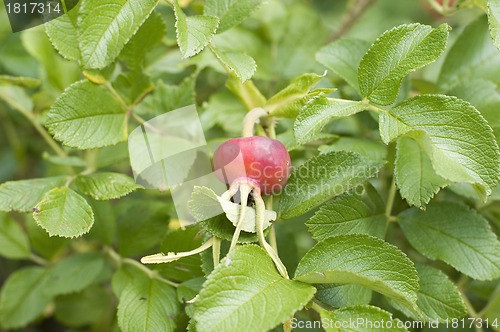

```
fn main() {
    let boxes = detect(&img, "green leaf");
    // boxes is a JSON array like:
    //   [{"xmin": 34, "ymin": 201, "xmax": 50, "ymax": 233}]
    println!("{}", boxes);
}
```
[
  {"xmin": 0, "ymin": 85, "xmax": 33, "ymax": 113},
  {"xmin": 0, "ymin": 267, "xmax": 51, "ymax": 329},
  {"xmin": 116, "ymin": 199, "xmax": 169, "ymax": 257},
  {"xmin": 359, "ymin": 23, "xmax": 449, "ymax": 105},
  {"xmin": 380, "ymin": 95, "xmax": 500, "ymax": 199},
  {"xmin": 177, "ymin": 277, "xmax": 205, "ymax": 303},
  {"xmin": 118, "ymin": 276, "xmax": 180, "ymax": 332},
  {"xmin": 33, "ymin": 187, "xmax": 94, "ymax": 238},
  {"xmin": 54, "ymin": 286, "xmax": 111, "ymax": 327},
  {"xmin": 26, "ymin": 216, "xmax": 69, "ymax": 260},
  {"xmin": 316, "ymin": 38, "xmax": 371, "ymax": 91},
  {"xmin": 201, "ymin": 214, "xmax": 258, "ymax": 243},
  {"xmin": 279, "ymin": 151, "xmax": 384, "ymax": 219},
  {"xmin": 315, "ymin": 284, "xmax": 372, "ymax": 308},
  {"xmin": 0, "ymin": 75, "xmax": 40, "ymax": 88},
  {"xmin": 200, "ymin": 91, "xmax": 246, "ymax": 134},
  {"xmin": 449, "ymin": 79, "xmax": 500, "ymax": 128},
  {"xmin": 306, "ymin": 185, "xmax": 386, "ymax": 240},
  {"xmin": 112, "ymin": 261, "xmax": 150, "ymax": 297},
  {"xmin": 438, "ymin": 17, "xmax": 500, "ymax": 92},
  {"xmin": 295, "ymin": 234, "xmax": 419, "ymax": 313},
  {"xmin": 43, "ymin": 153, "xmax": 87, "ymax": 167},
  {"xmin": 120, "ymin": 11, "xmax": 166, "ymax": 68},
  {"xmin": 320, "ymin": 305, "xmax": 407, "ymax": 332},
  {"xmin": 211, "ymin": 47, "xmax": 256, "ymax": 82},
  {"xmin": 204, "ymin": 0, "xmax": 263, "ymax": 32},
  {"xmin": 112, "ymin": 70, "xmax": 154, "ymax": 106},
  {"xmin": 482, "ymin": 286, "xmax": 500, "ymax": 330},
  {"xmin": 395, "ymin": 135, "xmax": 448, "ymax": 208},
  {"xmin": 156, "ymin": 224, "xmax": 205, "ymax": 283},
  {"xmin": 88, "ymin": 201, "xmax": 116, "ymax": 245},
  {"xmin": 192, "ymin": 245, "xmax": 316, "ymax": 332},
  {"xmin": 398, "ymin": 202, "xmax": 500, "ymax": 280},
  {"xmin": 319, "ymin": 137, "xmax": 387, "ymax": 163},
  {"xmin": 174, "ymin": 0, "xmax": 219, "ymax": 58},
  {"xmin": 46, "ymin": 80, "xmax": 128, "ymax": 149},
  {"xmin": 266, "ymin": 72, "xmax": 326, "ymax": 117},
  {"xmin": 389, "ymin": 264, "xmax": 466, "ymax": 322},
  {"xmin": 79, "ymin": 0, "xmax": 159, "ymax": 68},
  {"xmin": 488, "ymin": 0, "xmax": 500, "ymax": 50},
  {"xmin": 45, "ymin": 1, "xmax": 81, "ymax": 61},
  {"xmin": 0, "ymin": 213, "xmax": 31, "ymax": 259},
  {"xmin": 135, "ymin": 77, "xmax": 195, "ymax": 117},
  {"xmin": 21, "ymin": 29, "xmax": 81, "ymax": 91},
  {"xmin": 294, "ymin": 95, "xmax": 366, "ymax": 144},
  {"xmin": 75, "ymin": 172, "xmax": 140, "ymax": 200},
  {"xmin": 0, "ymin": 176, "xmax": 67, "ymax": 212},
  {"xmin": 44, "ymin": 252, "xmax": 106, "ymax": 296}
]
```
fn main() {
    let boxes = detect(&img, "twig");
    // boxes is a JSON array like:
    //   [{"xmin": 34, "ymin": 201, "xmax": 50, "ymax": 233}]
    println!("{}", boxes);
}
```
[{"xmin": 330, "ymin": 0, "xmax": 377, "ymax": 41}]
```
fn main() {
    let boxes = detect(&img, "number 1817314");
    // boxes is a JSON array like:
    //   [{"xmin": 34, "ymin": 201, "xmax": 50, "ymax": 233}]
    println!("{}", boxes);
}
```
[
  {"xmin": 444, "ymin": 318, "xmax": 498, "ymax": 329},
  {"xmin": 6, "ymin": 2, "xmax": 61, "ymax": 14}
]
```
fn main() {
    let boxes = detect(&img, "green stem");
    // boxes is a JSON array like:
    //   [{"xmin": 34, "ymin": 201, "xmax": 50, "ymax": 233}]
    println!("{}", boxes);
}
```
[
  {"xmin": 242, "ymin": 107, "xmax": 268, "ymax": 137},
  {"xmin": 254, "ymin": 190, "xmax": 289, "ymax": 279},
  {"xmin": 269, "ymin": 224, "xmax": 278, "ymax": 253},
  {"xmin": 105, "ymin": 82, "xmax": 129, "ymax": 111},
  {"xmin": 212, "ymin": 237, "xmax": 221, "ymax": 267},
  {"xmin": 123, "ymin": 258, "xmax": 179, "ymax": 287},
  {"xmin": 310, "ymin": 300, "xmax": 328, "ymax": 313},
  {"xmin": 30, "ymin": 254, "xmax": 49, "ymax": 266},
  {"xmin": 385, "ymin": 176, "xmax": 397, "ymax": 219},
  {"xmin": 104, "ymin": 246, "xmax": 179, "ymax": 287}
]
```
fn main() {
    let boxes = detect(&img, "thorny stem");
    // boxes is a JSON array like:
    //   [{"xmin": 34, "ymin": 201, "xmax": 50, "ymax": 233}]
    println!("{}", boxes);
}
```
[
  {"xmin": 229, "ymin": 183, "xmax": 252, "ymax": 251},
  {"xmin": 242, "ymin": 107, "xmax": 269, "ymax": 137}
]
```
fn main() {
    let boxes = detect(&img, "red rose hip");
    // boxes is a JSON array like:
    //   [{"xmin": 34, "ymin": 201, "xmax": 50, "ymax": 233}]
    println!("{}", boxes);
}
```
[{"xmin": 212, "ymin": 136, "xmax": 291, "ymax": 195}]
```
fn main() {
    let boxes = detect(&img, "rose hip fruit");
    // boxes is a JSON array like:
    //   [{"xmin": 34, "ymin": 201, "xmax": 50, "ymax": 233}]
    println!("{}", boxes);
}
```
[{"xmin": 212, "ymin": 136, "xmax": 291, "ymax": 195}]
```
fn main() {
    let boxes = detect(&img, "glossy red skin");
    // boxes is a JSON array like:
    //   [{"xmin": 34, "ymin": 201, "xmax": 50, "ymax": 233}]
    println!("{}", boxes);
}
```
[{"xmin": 212, "ymin": 136, "xmax": 291, "ymax": 195}]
